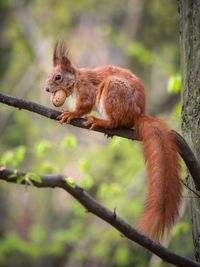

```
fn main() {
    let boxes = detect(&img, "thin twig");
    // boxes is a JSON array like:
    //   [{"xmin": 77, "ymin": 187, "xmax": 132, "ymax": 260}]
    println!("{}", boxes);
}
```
[
  {"xmin": 0, "ymin": 167, "xmax": 199, "ymax": 267},
  {"xmin": 181, "ymin": 180, "xmax": 200, "ymax": 198}
]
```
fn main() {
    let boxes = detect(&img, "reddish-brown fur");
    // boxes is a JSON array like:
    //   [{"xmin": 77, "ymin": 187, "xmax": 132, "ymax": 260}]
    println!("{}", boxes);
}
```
[
  {"xmin": 135, "ymin": 115, "xmax": 181, "ymax": 239},
  {"xmin": 44, "ymin": 42, "xmax": 182, "ymax": 240}
]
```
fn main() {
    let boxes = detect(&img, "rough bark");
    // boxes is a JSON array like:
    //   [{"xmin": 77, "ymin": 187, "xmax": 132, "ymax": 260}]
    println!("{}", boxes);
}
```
[{"xmin": 179, "ymin": 0, "xmax": 200, "ymax": 261}]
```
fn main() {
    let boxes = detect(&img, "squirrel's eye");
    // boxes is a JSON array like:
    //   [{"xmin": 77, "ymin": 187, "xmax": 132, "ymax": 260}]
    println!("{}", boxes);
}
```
[{"xmin": 55, "ymin": 74, "xmax": 62, "ymax": 81}]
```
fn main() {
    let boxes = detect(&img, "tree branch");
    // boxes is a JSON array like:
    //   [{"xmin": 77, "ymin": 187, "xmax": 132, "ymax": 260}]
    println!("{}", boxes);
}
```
[
  {"xmin": 0, "ymin": 92, "xmax": 200, "ymax": 190},
  {"xmin": 0, "ymin": 167, "xmax": 199, "ymax": 267}
]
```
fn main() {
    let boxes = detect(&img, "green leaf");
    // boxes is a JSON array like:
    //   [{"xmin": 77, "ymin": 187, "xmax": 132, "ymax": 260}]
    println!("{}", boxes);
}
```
[
  {"xmin": 109, "ymin": 183, "xmax": 122, "ymax": 195},
  {"xmin": 1, "ymin": 151, "xmax": 14, "ymax": 166},
  {"xmin": 27, "ymin": 172, "xmax": 42, "ymax": 183},
  {"xmin": 167, "ymin": 74, "xmax": 181, "ymax": 93},
  {"xmin": 175, "ymin": 102, "xmax": 181, "ymax": 117},
  {"xmin": 0, "ymin": 146, "xmax": 26, "ymax": 168},
  {"xmin": 127, "ymin": 42, "xmax": 151, "ymax": 65},
  {"xmin": 97, "ymin": 183, "xmax": 108, "ymax": 198},
  {"xmin": 14, "ymin": 146, "xmax": 26, "ymax": 164},
  {"xmin": 35, "ymin": 141, "xmax": 52, "ymax": 157},
  {"xmin": 37, "ymin": 161, "xmax": 59, "ymax": 174},
  {"xmin": 97, "ymin": 183, "xmax": 123, "ymax": 198},
  {"xmin": 60, "ymin": 135, "xmax": 77, "ymax": 149},
  {"xmin": 80, "ymin": 159, "xmax": 90, "ymax": 173},
  {"xmin": 16, "ymin": 175, "xmax": 25, "ymax": 184},
  {"xmin": 79, "ymin": 175, "xmax": 94, "ymax": 189},
  {"xmin": 65, "ymin": 177, "xmax": 76, "ymax": 188}
]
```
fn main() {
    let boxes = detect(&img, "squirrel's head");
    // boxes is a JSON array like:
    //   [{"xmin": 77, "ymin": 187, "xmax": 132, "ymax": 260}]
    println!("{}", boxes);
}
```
[{"xmin": 44, "ymin": 41, "xmax": 76, "ymax": 97}]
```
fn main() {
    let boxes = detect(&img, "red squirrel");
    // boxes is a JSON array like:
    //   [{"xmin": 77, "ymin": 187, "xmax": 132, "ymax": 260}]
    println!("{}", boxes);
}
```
[{"xmin": 44, "ymin": 42, "xmax": 182, "ymax": 240}]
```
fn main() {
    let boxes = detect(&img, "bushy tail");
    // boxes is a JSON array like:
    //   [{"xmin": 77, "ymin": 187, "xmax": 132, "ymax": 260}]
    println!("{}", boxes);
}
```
[{"xmin": 135, "ymin": 115, "xmax": 182, "ymax": 240}]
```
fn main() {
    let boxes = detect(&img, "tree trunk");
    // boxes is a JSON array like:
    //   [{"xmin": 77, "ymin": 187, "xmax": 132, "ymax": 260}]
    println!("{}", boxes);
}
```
[{"xmin": 179, "ymin": 0, "xmax": 200, "ymax": 261}]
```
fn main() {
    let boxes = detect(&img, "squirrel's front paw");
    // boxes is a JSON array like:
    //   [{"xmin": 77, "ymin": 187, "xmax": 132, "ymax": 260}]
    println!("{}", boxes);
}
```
[{"xmin": 58, "ymin": 110, "xmax": 76, "ymax": 124}]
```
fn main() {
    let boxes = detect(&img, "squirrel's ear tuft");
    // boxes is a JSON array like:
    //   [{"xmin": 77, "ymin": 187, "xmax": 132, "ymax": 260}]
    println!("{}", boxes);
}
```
[
  {"xmin": 61, "ymin": 55, "xmax": 75, "ymax": 74},
  {"xmin": 53, "ymin": 40, "xmax": 71, "ymax": 68},
  {"xmin": 60, "ymin": 55, "xmax": 71, "ymax": 69},
  {"xmin": 53, "ymin": 42, "xmax": 59, "ymax": 66}
]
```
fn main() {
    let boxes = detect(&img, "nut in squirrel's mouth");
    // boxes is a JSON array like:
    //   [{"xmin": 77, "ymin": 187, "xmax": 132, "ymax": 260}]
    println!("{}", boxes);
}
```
[{"xmin": 51, "ymin": 89, "xmax": 67, "ymax": 107}]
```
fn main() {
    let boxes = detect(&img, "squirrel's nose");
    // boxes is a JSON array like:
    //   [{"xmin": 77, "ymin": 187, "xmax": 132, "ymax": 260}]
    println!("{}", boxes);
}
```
[{"xmin": 45, "ymin": 87, "xmax": 50, "ymax": 92}]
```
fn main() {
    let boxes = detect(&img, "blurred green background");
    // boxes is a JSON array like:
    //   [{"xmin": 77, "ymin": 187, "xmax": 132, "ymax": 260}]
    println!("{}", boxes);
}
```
[{"xmin": 0, "ymin": 0, "xmax": 192, "ymax": 266}]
